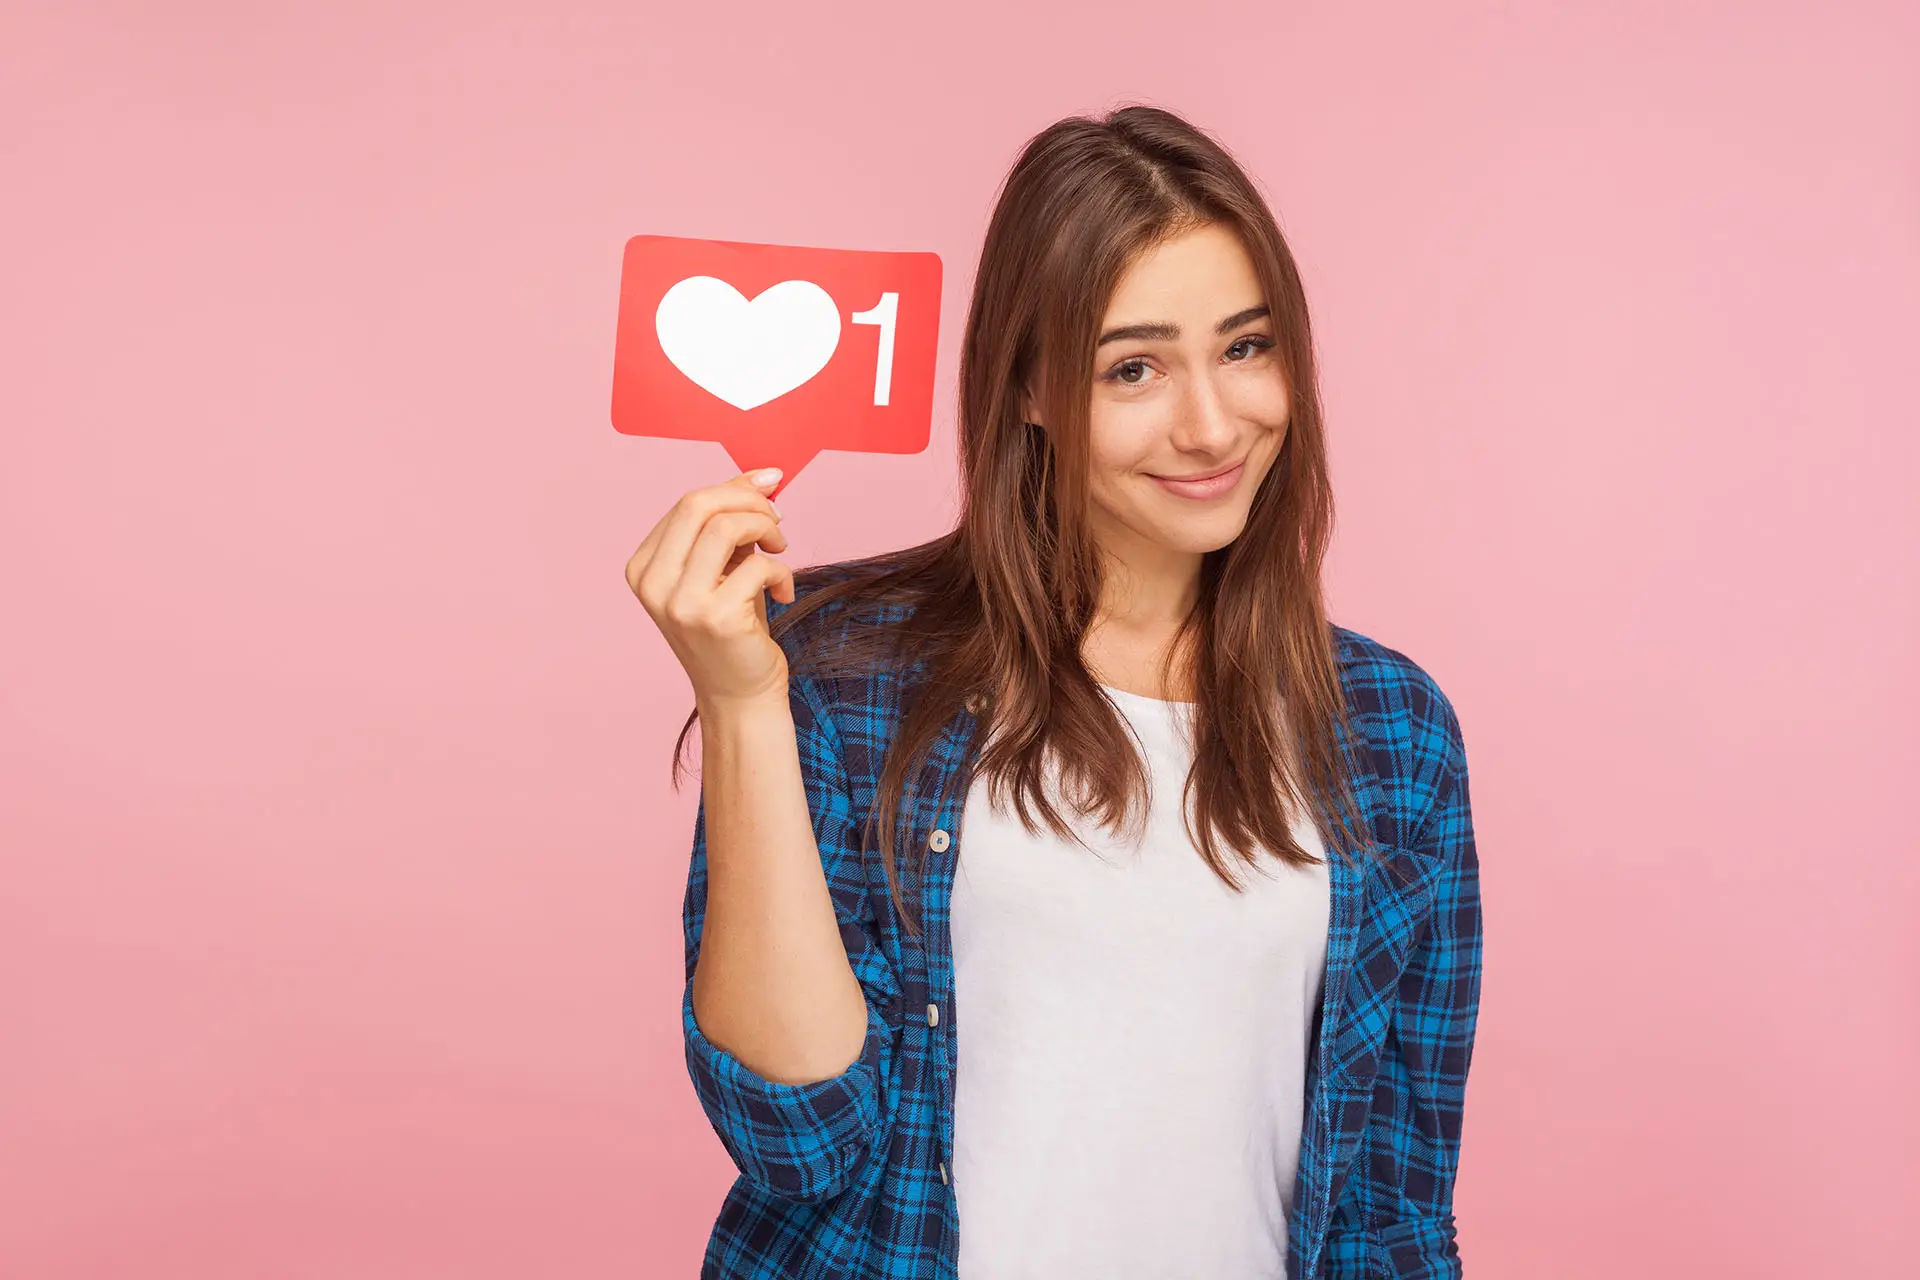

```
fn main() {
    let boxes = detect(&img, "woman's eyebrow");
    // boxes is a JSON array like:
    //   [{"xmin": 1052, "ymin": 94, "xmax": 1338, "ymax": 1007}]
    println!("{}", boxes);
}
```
[{"xmin": 1096, "ymin": 304, "xmax": 1271, "ymax": 347}]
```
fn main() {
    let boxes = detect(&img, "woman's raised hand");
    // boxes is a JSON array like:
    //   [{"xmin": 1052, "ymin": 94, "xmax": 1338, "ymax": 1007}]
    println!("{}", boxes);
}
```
[{"xmin": 626, "ymin": 468, "xmax": 795, "ymax": 708}]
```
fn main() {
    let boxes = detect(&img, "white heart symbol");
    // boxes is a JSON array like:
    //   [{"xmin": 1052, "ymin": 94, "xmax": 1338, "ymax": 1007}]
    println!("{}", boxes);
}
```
[{"xmin": 654, "ymin": 276, "xmax": 841, "ymax": 411}]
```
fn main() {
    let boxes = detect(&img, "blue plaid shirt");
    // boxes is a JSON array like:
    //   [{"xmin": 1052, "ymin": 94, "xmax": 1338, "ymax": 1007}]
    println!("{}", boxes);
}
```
[{"xmin": 681, "ymin": 578, "xmax": 1483, "ymax": 1278}]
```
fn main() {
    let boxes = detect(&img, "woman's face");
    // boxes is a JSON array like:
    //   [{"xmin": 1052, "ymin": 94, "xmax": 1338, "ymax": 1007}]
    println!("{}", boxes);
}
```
[{"xmin": 1042, "ymin": 222, "xmax": 1291, "ymax": 581}]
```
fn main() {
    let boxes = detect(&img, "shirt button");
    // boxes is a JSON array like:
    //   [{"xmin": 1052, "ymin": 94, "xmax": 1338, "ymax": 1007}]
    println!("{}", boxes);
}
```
[
  {"xmin": 928, "ymin": 828, "xmax": 950, "ymax": 852},
  {"xmin": 926, "ymin": 1003, "xmax": 940, "ymax": 1027},
  {"xmin": 939, "ymin": 1161, "xmax": 949, "ymax": 1185}
]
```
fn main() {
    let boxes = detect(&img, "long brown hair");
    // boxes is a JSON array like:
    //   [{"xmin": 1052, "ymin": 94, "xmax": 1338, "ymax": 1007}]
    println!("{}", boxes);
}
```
[{"xmin": 673, "ymin": 103, "xmax": 1378, "ymax": 937}]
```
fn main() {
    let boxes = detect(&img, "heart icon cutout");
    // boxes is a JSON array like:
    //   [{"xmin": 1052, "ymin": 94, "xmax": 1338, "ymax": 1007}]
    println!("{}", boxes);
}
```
[{"xmin": 654, "ymin": 276, "xmax": 842, "ymax": 411}]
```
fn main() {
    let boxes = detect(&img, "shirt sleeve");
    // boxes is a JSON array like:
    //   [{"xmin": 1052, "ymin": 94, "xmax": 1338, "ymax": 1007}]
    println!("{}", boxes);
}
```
[
  {"xmin": 1323, "ymin": 694, "xmax": 1484, "ymax": 1278},
  {"xmin": 679, "ymin": 668, "xmax": 903, "ymax": 1206}
]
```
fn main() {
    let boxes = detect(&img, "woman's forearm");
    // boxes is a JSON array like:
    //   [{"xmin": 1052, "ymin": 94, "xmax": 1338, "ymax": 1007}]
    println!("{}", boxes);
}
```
[{"xmin": 689, "ymin": 690, "xmax": 870, "ymax": 1085}]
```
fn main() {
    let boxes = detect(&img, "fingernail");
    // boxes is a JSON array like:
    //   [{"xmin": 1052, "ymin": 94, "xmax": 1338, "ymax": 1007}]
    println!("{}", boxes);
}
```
[{"xmin": 750, "ymin": 467, "xmax": 782, "ymax": 487}]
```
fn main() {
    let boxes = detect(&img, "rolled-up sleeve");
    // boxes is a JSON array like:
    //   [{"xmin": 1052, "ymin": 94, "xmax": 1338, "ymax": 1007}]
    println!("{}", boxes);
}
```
[
  {"xmin": 680, "ymin": 670, "xmax": 902, "ymax": 1205},
  {"xmin": 1325, "ymin": 692, "xmax": 1483, "ymax": 1278}
]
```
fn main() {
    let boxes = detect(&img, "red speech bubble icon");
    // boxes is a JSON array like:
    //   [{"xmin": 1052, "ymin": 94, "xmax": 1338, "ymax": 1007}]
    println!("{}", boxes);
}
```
[{"xmin": 611, "ymin": 235, "xmax": 943, "ymax": 498}]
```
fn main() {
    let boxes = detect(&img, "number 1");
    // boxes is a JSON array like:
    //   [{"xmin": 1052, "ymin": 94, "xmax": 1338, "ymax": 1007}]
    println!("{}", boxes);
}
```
[{"xmin": 851, "ymin": 292, "xmax": 899, "ymax": 407}]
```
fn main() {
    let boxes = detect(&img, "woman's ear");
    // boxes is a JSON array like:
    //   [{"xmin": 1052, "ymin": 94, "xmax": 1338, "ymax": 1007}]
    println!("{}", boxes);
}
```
[{"xmin": 1021, "ymin": 386, "xmax": 1043, "ymax": 431}]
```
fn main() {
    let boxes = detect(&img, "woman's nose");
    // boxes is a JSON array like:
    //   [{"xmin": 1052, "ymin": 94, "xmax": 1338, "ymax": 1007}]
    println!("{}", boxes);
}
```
[{"xmin": 1172, "ymin": 372, "xmax": 1237, "ymax": 449}]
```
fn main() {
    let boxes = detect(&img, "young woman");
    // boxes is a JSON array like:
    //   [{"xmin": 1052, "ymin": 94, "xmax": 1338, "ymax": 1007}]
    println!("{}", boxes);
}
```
[{"xmin": 628, "ymin": 105, "xmax": 1482, "ymax": 1280}]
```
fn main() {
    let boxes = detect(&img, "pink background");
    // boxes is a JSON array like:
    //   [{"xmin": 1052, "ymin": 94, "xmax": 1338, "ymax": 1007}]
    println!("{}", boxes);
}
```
[{"xmin": 3, "ymin": 2, "xmax": 1915, "ymax": 1276}]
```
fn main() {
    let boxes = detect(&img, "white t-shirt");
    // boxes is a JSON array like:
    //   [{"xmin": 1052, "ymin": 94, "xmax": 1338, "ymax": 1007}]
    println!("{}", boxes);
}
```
[{"xmin": 950, "ymin": 683, "xmax": 1331, "ymax": 1279}]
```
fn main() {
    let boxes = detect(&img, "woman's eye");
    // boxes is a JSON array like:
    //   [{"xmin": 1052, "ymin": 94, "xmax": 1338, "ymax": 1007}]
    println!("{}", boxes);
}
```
[
  {"xmin": 1110, "ymin": 359, "xmax": 1151, "ymax": 384},
  {"xmin": 1227, "ymin": 336, "xmax": 1273, "ymax": 361}
]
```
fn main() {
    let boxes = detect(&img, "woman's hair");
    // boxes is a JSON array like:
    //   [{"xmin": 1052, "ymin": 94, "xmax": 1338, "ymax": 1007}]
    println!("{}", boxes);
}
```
[{"xmin": 674, "ymin": 103, "xmax": 1377, "ymax": 938}]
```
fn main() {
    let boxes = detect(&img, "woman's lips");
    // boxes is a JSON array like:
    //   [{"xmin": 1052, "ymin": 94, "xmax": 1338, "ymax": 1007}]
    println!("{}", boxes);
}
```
[{"xmin": 1150, "ymin": 460, "xmax": 1246, "ymax": 500}]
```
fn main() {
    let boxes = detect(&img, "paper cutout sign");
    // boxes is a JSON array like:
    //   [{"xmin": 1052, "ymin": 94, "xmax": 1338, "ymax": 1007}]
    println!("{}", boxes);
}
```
[{"xmin": 612, "ymin": 235, "xmax": 943, "ymax": 498}]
